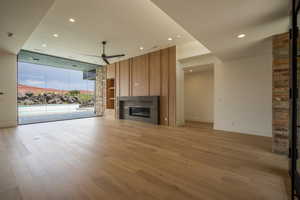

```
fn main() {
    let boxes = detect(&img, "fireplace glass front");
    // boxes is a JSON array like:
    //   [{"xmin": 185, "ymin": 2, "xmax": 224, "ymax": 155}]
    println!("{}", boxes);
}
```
[{"xmin": 129, "ymin": 107, "xmax": 151, "ymax": 118}]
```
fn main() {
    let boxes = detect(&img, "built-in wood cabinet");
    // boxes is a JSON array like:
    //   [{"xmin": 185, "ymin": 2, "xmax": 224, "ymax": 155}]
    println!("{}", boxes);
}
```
[
  {"xmin": 131, "ymin": 54, "xmax": 149, "ymax": 96},
  {"xmin": 105, "ymin": 46, "xmax": 176, "ymax": 126},
  {"xmin": 106, "ymin": 79, "xmax": 115, "ymax": 109},
  {"xmin": 106, "ymin": 63, "xmax": 116, "ymax": 116}
]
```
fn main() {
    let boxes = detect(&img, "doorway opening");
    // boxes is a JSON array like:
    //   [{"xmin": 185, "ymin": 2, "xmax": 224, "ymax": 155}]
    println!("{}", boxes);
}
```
[{"xmin": 183, "ymin": 64, "xmax": 214, "ymax": 128}]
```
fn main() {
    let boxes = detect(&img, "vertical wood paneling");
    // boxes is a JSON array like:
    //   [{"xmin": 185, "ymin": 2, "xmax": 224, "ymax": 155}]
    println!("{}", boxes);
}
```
[
  {"xmin": 119, "ymin": 59, "xmax": 130, "ymax": 97},
  {"xmin": 168, "ymin": 46, "xmax": 176, "ymax": 126},
  {"xmin": 104, "ymin": 46, "xmax": 176, "ymax": 126},
  {"xmin": 131, "ymin": 55, "xmax": 149, "ymax": 96},
  {"xmin": 149, "ymin": 51, "xmax": 161, "ymax": 96},
  {"xmin": 160, "ymin": 48, "xmax": 169, "ymax": 125}
]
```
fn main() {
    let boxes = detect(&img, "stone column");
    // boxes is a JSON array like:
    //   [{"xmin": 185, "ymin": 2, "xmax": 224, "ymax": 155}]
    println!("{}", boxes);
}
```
[
  {"xmin": 272, "ymin": 33, "xmax": 289, "ymax": 154},
  {"xmin": 95, "ymin": 66, "xmax": 106, "ymax": 116}
]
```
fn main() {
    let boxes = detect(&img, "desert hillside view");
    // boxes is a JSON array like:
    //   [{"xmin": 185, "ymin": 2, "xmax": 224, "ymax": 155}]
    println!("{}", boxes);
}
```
[
  {"xmin": 18, "ymin": 84, "xmax": 93, "ymax": 95},
  {"xmin": 18, "ymin": 84, "xmax": 94, "ymax": 106}
]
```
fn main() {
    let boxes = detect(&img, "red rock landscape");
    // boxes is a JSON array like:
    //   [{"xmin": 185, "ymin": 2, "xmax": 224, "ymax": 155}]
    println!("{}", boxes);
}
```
[{"xmin": 18, "ymin": 84, "xmax": 93, "ymax": 95}]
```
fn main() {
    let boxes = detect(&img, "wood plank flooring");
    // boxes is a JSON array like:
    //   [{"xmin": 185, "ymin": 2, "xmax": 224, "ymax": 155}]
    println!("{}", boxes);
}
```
[{"xmin": 0, "ymin": 118, "xmax": 289, "ymax": 200}]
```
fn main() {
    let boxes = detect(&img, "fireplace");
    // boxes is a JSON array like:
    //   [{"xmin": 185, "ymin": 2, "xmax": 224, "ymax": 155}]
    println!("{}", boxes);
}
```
[
  {"xmin": 118, "ymin": 96, "xmax": 159, "ymax": 124},
  {"xmin": 129, "ymin": 107, "xmax": 151, "ymax": 118}
]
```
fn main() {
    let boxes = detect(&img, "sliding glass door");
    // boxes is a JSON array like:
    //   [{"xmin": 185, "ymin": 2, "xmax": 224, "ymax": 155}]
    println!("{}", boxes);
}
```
[
  {"xmin": 18, "ymin": 62, "xmax": 48, "ymax": 119},
  {"xmin": 17, "ymin": 51, "xmax": 98, "ymax": 124}
]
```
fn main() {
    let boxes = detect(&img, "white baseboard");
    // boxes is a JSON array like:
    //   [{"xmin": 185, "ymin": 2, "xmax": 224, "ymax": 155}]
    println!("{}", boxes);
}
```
[
  {"xmin": 213, "ymin": 124, "xmax": 272, "ymax": 137},
  {"xmin": 185, "ymin": 117, "xmax": 213, "ymax": 124}
]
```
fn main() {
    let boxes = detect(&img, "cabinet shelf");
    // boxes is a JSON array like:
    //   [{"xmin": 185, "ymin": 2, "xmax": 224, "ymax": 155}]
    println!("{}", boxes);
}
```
[{"xmin": 106, "ymin": 78, "xmax": 115, "ymax": 109}]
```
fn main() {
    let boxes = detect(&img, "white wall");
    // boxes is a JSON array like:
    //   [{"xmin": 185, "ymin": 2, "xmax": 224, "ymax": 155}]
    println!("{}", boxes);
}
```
[
  {"xmin": 178, "ymin": 39, "xmax": 272, "ymax": 137},
  {"xmin": 0, "ymin": 51, "xmax": 17, "ymax": 128},
  {"xmin": 184, "ymin": 69, "xmax": 214, "ymax": 123},
  {"xmin": 214, "ymin": 53, "xmax": 272, "ymax": 137}
]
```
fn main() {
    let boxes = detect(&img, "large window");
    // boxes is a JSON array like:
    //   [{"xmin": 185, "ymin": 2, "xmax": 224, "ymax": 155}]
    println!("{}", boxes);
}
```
[{"xmin": 17, "ymin": 62, "xmax": 96, "ymax": 124}]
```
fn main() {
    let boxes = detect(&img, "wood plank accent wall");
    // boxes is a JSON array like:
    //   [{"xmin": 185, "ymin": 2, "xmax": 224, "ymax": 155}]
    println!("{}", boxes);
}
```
[
  {"xmin": 160, "ymin": 48, "xmax": 169, "ymax": 125},
  {"xmin": 119, "ymin": 60, "xmax": 130, "ymax": 96},
  {"xmin": 131, "ymin": 54, "xmax": 149, "ymax": 96},
  {"xmin": 105, "ymin": 46, "xmax": 176, "ymax": 126},
  {"xmin": 149, "ymin": 51, "xmax": 161, "ymax": 96},
  {"xmin": 168, "ymin": 46, "xmax": 176, "ymax": 126}
]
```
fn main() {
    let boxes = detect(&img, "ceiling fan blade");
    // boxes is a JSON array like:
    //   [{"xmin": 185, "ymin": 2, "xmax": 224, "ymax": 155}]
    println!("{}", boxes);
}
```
[
  {"xmin": 102, "ymin": 57, "xmax": 110, "ymax": 65},
  {"xmin": 104, "ymin": 54, "xmax": 125, "ymax": 59}
]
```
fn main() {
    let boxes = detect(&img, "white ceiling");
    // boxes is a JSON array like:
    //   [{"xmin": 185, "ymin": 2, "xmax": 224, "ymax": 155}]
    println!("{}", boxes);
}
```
[
  {"xmin": 0, "ymin": 0, "xmax": 55, "ymax": 54},
  {"xmin": 1, "ymin": 0, "xmax": 290, "ymax": 63},
  {"xmin": 177, "ymin": 41, "xmax": 210, "ymax": 60},
  {"xmin": 151, "ymin": 0, "xmax": 289, "ymax": 61},
  {"xmin": 22, "ymin": 0, "xmax": 209, "ymax": 65}
]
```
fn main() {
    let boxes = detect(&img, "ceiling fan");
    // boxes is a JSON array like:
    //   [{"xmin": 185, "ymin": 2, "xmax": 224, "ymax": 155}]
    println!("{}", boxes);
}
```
[{"xmin": 84, "ymin": 41, "xmax": 125, "ymax": 65}]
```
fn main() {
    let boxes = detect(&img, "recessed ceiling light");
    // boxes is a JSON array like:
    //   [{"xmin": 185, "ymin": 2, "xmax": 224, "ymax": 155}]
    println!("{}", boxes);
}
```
[
  {"xmin": 168, "ymin": 37, "xmax": 173, "ymax": 41},
  {"xmin": 42, "ymin": 44, "xmax": 47, "ymax": 47},
  {"xmin": 237, "ymin": 34, "xmax": 246, "ymax": 39},
  {"xmin": 139, "ymin": 46, "xmax": 144, "ymax": 50},
  {"xmin": 189, "ymin": 70, "xmax": 193, "ymax": 72},
  {"xmin": 53, "ymin": 33, "xmax": 59, "ymax": 38},
  {"xmin": 7, "ymin": 32, "xmax": 14, "ymax": 38},
  {"xmin": 69, "ymin": 18, "xmax": 76, "ymax": 23}
]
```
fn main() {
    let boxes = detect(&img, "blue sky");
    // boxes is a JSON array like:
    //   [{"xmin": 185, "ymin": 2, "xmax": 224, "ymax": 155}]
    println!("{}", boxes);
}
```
[{"xmin": 18, "ymin": 62, "xmax": 95, "ymax": 91}]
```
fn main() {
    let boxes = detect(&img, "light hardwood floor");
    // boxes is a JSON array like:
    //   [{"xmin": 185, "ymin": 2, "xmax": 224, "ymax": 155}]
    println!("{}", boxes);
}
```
[{"xmin": 0, "ymin": 118, "xmax": 289, "ymax": 200}]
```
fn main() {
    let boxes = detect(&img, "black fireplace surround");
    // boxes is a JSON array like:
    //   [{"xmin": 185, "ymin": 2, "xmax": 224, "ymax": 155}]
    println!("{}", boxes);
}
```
[{"xmin": 118, "ymin": 96, "xmax": 159, "ymax": 124}]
